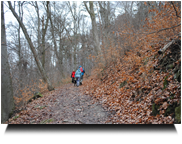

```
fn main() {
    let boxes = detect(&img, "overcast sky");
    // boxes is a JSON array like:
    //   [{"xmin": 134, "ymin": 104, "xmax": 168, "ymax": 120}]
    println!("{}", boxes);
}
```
[
  {"xmin": 3, "ymin": 1, "xmax": 125, "ymax": 47},
  {"xmin": 3, "ymin": 1, "xmax": 122, "ymax": 27}
]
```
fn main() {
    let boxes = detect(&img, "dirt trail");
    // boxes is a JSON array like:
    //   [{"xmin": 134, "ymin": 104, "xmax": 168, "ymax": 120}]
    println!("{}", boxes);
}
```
[
  {"xmin": 9, "ymin": 83, "xmax": 112, "ymax": 124},
  {"xmin": 49, "ymin": 84, "xmax": 111, "ymax": 124}
]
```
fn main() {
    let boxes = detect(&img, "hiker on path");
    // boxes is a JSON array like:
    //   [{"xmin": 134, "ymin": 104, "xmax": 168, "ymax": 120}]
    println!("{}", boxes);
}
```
[
  {"xmin": 79, "ymin": 66, "xmax": 85, "ymax": 85},
  {"xmin": 71, "ymin": 70, "xmax": 75, "ymax": 83},
  {"xmin": 75, "ymin": 67, "xmax": 82, "ymax": 87}
]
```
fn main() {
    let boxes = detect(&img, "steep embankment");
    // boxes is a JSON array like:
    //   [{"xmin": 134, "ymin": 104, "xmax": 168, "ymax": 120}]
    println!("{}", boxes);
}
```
[{"xmin": 83, "ymin": 38, "xmax": 181, "ymax": 124}]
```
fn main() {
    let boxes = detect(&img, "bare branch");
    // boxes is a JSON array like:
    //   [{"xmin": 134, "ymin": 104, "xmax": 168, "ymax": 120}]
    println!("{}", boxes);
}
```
[
  {"xmin": 170, "ymin": 1, "xmax": 181, "ymax": 18},
  {"xmin": 83, "ymin": 1, "xmax": 91, "ymax": 15},
  {"xmin": 116, "ymin": 23, "xmax": 181, "ymax": 36},
  {"xmin": 147, "ymin": 23, "xmax": 181, "ymax": 35},
  {"xmin": 66, "ymin": 1, "xmax": 77, "ymax": 21}
]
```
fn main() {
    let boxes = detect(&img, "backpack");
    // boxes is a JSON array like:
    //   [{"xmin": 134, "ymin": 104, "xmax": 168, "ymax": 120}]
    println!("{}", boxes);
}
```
[
  {"xmin": 75, "ymin": 69, "xmax": 82, "ymax": 78},
  {"xmin": 80, "ymin": 67, "xmax": 83, "ymax": 72}
]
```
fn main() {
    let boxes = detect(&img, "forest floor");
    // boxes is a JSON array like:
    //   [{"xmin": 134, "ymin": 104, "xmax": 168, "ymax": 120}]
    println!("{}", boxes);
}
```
[
  {"xmin": 7, "ymin": 38, "xmax": 181, "ymax": 124},
  {"xmin": 8, "ymin": 83, "xmax": 113, "ymax": 124}
]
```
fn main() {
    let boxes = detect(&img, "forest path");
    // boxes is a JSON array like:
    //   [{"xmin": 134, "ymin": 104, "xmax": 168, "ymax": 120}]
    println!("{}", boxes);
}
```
[
  {"xmin": 8, "ymin": 83, "xmax": 112, "ymax": 124},
  {"xmin": 48, "ymin": 83, "xmax": 111, "ymax": 124}
]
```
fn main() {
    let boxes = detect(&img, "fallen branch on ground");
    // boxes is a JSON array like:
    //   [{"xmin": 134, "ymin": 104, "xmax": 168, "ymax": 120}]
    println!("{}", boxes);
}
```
[{"xmin": 158, "ymin": 39, "xmax": 178, "ymax": 54}]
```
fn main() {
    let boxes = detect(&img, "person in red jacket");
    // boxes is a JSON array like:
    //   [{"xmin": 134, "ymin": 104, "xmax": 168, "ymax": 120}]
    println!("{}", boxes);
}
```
[{"xmin": 71, "ymin": 70, "xmax": 75, "ymax": 84}]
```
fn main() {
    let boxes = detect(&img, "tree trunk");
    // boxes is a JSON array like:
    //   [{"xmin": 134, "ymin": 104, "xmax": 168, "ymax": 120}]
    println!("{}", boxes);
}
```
[
  {"xmin": 18, "ymin": 1, "xmax": 23, "ymax": 106},
  {"xmin": 35, "ymin": 1, "xmax": 41, "ymax": 50},
  {"xmin": 49, "ymin": 4, "xmax": 65, "ymax": 77},
  {"xmin": 97, "ymin": 2, "xmax": 107, "ymax": 64},
  {"xmin": 84, "ymin": 1, "xmax": 101, "ymax": 55},
  {"xmin": 73, "ymin": 2, "xmax": 78, "ymax": 68},
  {"xmin": 1, "ymin": 1, "xmax": 14, "ymax": 123},
  {"xmin": 67, "ymin": 1, "xmax": 79, "ymax": 68},
  {"xmin": 8, "ymin": 1, "xmax": 54, "ymax": 91},
  {"xmin": 32, "ymin": 1, "xmax": 41, "ymax": 64},
  {"xmin": 59, "ymin": 34, "xmax": 65, "ymax": 77},
  {"xmin": 41, "ymin": 1, "xmax": 50, "ymax": 69},
  {"xmin": 89, "ymin": 2, "xmax": 101, "ymax": 55},
  {"xmin": 41, "ymin": 16, "xmax": 45, "ymax": 68}
]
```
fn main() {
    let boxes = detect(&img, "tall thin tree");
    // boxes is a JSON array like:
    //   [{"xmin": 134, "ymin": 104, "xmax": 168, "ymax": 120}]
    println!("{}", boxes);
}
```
[
  {"xmin": 83, "ymin": 1, "xmax": 101, "ymax": 55},
  {"xmin": 1, "ymin": 1, "xmax": 14, "ymax": 123},
  {"xmin": 8, "ymin": 1, "xmax": 54, "ymax": 91}
]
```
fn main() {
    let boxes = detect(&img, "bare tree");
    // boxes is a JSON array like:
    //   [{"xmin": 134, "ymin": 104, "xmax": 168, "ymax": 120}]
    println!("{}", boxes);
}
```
[
  {"xmin": 67, "ymin": 1, "xmax": 79, "ymax": 68},
  {"xmin": 41, "ymin": 1, "xmax": 50, "ymax": 69},
  {"xmin": 8, "ymin": 1, "xmax": 54, "ymax": 91},
  {"xmin": 83, "ymin": 1, "xmax": 101, "ymax": 55},
  {"xmin": 1, "ymin": 1, "xmax": 14, "ymax": 123},
  {"xmin": 49, "ymin": 1, "xmax": 65, "ymax": 77},
  {"xmin": 17, "ymin": 1, "xmax": 25, "ymax": 106}
]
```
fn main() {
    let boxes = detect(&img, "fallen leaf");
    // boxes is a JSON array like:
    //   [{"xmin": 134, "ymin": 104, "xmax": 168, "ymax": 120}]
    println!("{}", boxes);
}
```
[{"xmin": 162, "ymin": 102, "xmax": 168, "ymax": 109}]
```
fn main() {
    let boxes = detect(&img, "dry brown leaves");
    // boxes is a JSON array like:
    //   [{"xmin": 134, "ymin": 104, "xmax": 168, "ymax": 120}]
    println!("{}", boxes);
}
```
[
  {"xmin": 83, "ymin": 47, "xmax": 180, "ymax": 124},
  {"xmin": 82, "ymin": 3, "xmax": 181, "ymax": 124},
  {"xmin": 7, "ymin": 87, "xmax": 61, "ymax": 124}
]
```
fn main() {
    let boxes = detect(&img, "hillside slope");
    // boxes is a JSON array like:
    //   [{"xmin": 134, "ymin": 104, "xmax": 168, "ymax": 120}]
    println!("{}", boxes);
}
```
[{"xmin": 83, "ymin": 38, "xmax": 181, "ymax": 124}]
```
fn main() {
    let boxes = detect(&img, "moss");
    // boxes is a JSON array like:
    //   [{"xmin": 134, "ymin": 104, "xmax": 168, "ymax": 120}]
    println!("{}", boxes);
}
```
[
  {"xmin": 40, "ymin": 118, "xmax": 54, "ymax": 124},
  {"xmin": 166, "ymin": 64, "xmax": 174, "ymax": 70},
  {"xmin": 39, "ymin": 93, "xmax": 43, "ymax": 97},
  {"xmin": 170, "ymin": 93, "xmax": 175, "ymax": 99},
  {"xmin": 34, "ymin": 105, "xmax": 39, "ymax": 108},
  {"xmin": 34, "ymin": 92, "xmax": 43, "ymax": 97},
  {"xmin": 152, "ymin": 103, "xmax": 160, "ymax": 116},
  {"xmin": 34, "ymin": 105, "xmax": 47, "ymax": 109},
  {"xmin": 111, "ymin": 80, "xmax": 116, "ymax": 85},
  {"xmin": 164, "ymin": 102, "xmax": 178, "ymax": 117},
  {"xmin": 39, "ymin": 105, "xmax": 46, "ymax": 109},
  {"xmin": 13, "ymin": 115, "xmax": 19, "ymax": 120},
  {"xmin": 154, "ymin": 54, "xmax": 158, "ymax": 59},
  {"xmin": 8, "ymin": 106, "xmax": 15, "ymax": 118},
  {"xmin": 174, "ymin": 70, "xmax": 181, "ymax": 82},
  {"xmin": 144, "ymin": 57, "xmax": 149, "ymax": 65},
  {"xmin": 175, "ymin": 102, "xmax": 181, "ymax": 123},
  {"xmin": 119, "ymin": 80, "xmax": 127, "ymax": 88},
  {"xmin": 101, "ymin": 67, "xmax": 106, "ymax": 76},
  {"xmin": 28, "ymin": 92, "xmax": 43, "ymax": 103},
  {"xmin": 163, "ymin": 76, "xmax": 168, "ymax": 90}
]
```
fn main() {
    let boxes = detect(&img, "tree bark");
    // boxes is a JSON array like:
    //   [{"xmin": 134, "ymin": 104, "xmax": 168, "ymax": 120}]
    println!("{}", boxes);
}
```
[
  {"xmin": 84, "ymin": 1, "xmax": 101, "ymax": 55},
  {"xmin": 73, "ymin": 2, "xmax": 77, "ymax": 68},
  {"xmin": 97, "ymin": 2, "xmax": 107, "ymax": 64},
  {"xmin": 1, "ymin": 1, "xmax": 14, "ymax": 123},
  {"xmin": 41, "ymin": 16, "xmax": 45, "ymax": 68},
  {"xmin": 158, "ymin": 39, "xmax": 176, "ymax": 54},
  {"xmin": 67, "ymin": 1, "xmax": 78, "ymax": 68},
  {"xmin": 41, "ymin": 1, "xmax": 50, "ymax": 69},
  {"xmin": 49, "ymin": 4, "xmax": 64, "ymax": 77},
  {"xmin": 18, "ymin": 1, "xmax": 23, "ymax": 106},
  {"xmin": 35, "ymin": 1, "xmax": 41, "ymax": 49},
  {"xmin": 8, "ymin": 1, "xmax": 54, "ymax": 91}
]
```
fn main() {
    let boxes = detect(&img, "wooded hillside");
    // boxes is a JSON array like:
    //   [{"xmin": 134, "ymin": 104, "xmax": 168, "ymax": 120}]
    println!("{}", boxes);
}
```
[{"xmin": 83, "ymin": 2, "xmax": 181, "ymax": 124}]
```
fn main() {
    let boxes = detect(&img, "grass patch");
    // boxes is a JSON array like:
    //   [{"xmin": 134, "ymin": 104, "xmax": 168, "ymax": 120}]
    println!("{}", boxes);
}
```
[
  {"xmin": 13, "ymin": 115, "xmax": 19, "ymax": 120},
  {"xmin": 40, "ymin": 118, "xmax": 54, "ymax": 124}
]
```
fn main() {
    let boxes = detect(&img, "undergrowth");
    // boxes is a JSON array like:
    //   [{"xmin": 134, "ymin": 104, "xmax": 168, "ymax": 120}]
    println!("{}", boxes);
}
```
[{"xmin": 83, "ymin": 2, "xmax": 181, "ymax": 124}]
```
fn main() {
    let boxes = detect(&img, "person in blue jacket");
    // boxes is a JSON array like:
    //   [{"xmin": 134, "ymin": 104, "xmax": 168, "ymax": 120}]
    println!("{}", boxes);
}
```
[
  {"xmin": 79, "ymin": 66, "xmax": 85, "ymax": 85},
  {"xmin": 75, "ymin": 67, "xmax": 82, "ymax": 87}
]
